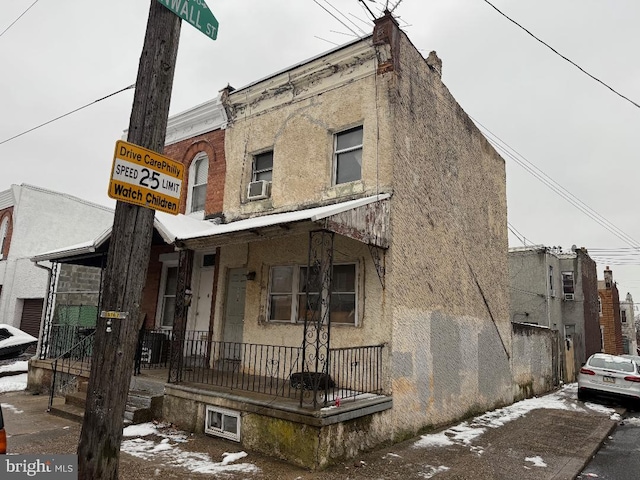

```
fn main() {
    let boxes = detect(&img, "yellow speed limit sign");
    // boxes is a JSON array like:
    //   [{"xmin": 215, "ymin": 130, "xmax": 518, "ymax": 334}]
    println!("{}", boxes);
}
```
[{"xmin": 108, "ymin": 140, "xmax": 184, "ymax": 215}]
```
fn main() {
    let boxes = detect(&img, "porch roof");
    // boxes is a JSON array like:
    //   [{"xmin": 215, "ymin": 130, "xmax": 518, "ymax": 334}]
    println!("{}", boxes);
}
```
[
  {"xmin": 174, "ymin": 194, "xmax": 391, "ymax": 249},
  {"xmin": 30, "ymin": 194, "xmax": 391, "ymax": 265}
]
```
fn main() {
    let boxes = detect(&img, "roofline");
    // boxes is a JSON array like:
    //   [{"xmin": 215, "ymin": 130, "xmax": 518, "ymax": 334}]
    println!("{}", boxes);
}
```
[
  {"xmin": 230, "ymin": 34, "xmax": 372, "ymax": 96},
  {"xmin": 17, "ymin": 184, "xmax": 114, "ymax": 214}
]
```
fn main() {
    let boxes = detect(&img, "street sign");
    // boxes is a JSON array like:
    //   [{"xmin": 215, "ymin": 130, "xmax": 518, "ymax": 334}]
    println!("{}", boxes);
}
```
[
  {"xmin": 156, "ymin": 0, "xmax": 219, "ymax": 40},
  {"xmin": 108, "ymin": 140, "xmax": 184, "ymax": 215}
]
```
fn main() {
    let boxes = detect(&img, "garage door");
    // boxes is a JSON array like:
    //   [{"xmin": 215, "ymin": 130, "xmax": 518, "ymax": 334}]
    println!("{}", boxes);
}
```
[{"xmin": 20, "ymin": 298, "xmax": 44, "ymax": 354}]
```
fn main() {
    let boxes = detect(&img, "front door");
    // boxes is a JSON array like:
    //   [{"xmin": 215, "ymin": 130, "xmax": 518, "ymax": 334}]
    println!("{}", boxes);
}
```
[
  {"xmin": 222, "ymin": 268, "xmax": 246, "ymax": 359},
  {"xmin": 192, "ymin": 253, "xmax": 216, "ymax": 333}
]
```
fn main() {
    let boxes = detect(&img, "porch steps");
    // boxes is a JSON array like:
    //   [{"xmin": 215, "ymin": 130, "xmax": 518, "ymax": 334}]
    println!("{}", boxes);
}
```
[{"xmin": 48, "ymin": 381, "xmax": 163, "ymax": 425}]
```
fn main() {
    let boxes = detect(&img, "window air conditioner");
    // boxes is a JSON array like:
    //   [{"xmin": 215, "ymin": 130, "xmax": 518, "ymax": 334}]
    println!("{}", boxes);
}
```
[
  {"xmin": 247, "ymin": 180, "xmax": 271, "ymax": 200},
  {"xmin": 564, "ymin": 293, "xmax": 575, "ymax": 301}
]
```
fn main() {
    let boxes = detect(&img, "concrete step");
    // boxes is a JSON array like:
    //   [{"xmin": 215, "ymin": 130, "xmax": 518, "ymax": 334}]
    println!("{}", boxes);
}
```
[
  {"xmin": 48, "ymin": 398, "xmax": 84, "ymax": 423},
  {"xmin": 65, "ymin": 391, "xmax": 87, "ymax": 409},
  {"xmin": 49, "ymin": 389, "xmax": 163, "ymax": 426},
  {"xmin": 78, "ymin": 381, "xmax": 89, "ymax": 393}
]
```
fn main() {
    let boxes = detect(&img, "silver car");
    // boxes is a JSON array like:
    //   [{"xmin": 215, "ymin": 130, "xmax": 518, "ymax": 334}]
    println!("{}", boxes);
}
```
[{"xmin": 578, "ymin": 353, "xmax": 640, "ymax": 404}]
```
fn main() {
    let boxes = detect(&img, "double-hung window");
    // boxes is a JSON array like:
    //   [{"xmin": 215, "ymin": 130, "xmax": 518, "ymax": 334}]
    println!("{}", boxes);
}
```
[
  {"xmin": 333, "ymin": 126, "xmax": 363, "ymax": 185},
  {"xmin": 268, "ymin": 263, "xmax": 357, "ymax": 325},
  {"xmin": 189, "ymin": 152, "xmax": 209, "ymax": 213},
  {"xmin": 562, "ymin": 271, "xmax": 574, "ymax": 300},
  {"xmin": 252, "ymin": 151, "xmax": 273, "ymax": 182}
]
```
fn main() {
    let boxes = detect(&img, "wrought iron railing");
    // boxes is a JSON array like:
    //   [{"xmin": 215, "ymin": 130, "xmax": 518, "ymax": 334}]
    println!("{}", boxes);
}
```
[
  {"xmin": 136, "ymin": 328, "xmax": 172, "ymax": 371},
  {"xmin": 48, "ymin": 330, "xmax": 95, "ymax": 411},
  {"xmin": 179, "ymin": 331, "xmax": 385, "ymax": 406}
]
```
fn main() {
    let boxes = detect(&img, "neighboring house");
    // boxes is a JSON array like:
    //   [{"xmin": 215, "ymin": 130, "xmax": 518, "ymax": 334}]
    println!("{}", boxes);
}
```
[
  {"xmin": 620, "ymin": 292, "xmax": 638, "ymax": 355},
  {"xmin": 32, "ymin": 13, "xmax": 515, "ymax": 469},
  {"xmin": 619, "ymin": 292, "xmax": 636, "ymax": 355},
  {"xmin": 598, "ymin": 266, "xmax": 623, "ymax": 355},
  {"xmin": 0, "ymin": 184, "xmax": 113, "ymax": 341},
  {"xmin": 508, "ymin": 245, "xmax": 600, "ymax": 374}
]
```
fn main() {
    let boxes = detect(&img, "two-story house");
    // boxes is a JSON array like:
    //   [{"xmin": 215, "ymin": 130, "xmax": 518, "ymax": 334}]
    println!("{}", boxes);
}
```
[
  {"xmin": 620, "ymin": 292, "xmax": 636, "ymax": 355},
  {"xmin": 32, "ymin": 13, "xmax": 514, "ymax": 469},
  {"xmin": 0, "ymin": 184, "xmax": 113, "ymax": 343},
  {"xmin": 509, "ymin": 245, "xmax": 600, "ymax": 378}
]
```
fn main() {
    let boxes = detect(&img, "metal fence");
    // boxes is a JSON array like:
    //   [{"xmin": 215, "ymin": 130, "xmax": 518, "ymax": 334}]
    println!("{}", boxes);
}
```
[{"xmin": 180, "ymin": 331, "xmax": 385, "ymax": 404}]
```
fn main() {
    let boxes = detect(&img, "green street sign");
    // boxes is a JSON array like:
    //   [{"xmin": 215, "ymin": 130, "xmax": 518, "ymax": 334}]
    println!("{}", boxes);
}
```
[{"xmin": 157, "ymin": 0, "xmax": 218, "ymax": 40}]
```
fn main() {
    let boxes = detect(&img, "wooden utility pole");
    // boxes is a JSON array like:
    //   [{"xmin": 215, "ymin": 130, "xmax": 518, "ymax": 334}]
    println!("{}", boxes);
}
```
[{"xmin": 77, "ymin": 2, "xmax": 181, "ymax": 479}]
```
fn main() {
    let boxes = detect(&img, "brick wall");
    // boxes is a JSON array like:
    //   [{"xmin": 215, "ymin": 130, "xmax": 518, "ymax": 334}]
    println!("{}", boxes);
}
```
[
  {"xmin": 163, "ymin": 129, "xmax": 226, "ymax": 218},
  {"xmin": 0, "ymin": 207, "xmax": 13, "ymax": 259},
  {"xmin": 599, "ymin": 284, "xmax": 623, "ymax": 355}
]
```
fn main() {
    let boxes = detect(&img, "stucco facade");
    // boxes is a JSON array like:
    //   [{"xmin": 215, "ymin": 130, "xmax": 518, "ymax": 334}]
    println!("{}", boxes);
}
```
[
  {"xmin": 201, "ymin": 13, "xmax": 514, "ymax": 445},
  {"xmin": 620, "ymin": 293, "xmax": 636, "ymax": 355},
  {"xmin": 0, "ymin": 185, "xmax": 113, "ymax": 329}
]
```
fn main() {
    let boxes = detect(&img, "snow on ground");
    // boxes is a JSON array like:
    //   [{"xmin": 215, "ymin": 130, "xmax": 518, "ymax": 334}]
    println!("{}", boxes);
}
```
[
  {"xmin": 0, "ymin": 373, "xmax": 27, "ymax": 393},
  {"xmin": 121, "ymin": 422, "xmax": 260, "ymax": 476},
  {"xmin": 525, "ymin": 456, "xmax": 547, "ymax": 467},
  {"xmin": 418, "ymin": 465, "xmax": 450, "ymax": 479},
  {"xmin": 0, "ymin": 361, "xmax": 28, "ymax": 373},
  {"xmin": 414, "ymin": 384, "xmax": 616, "ymax": 449},
  {"xmin": 0, "ymin": 403, "xmax": 24, "ymax": 414}
]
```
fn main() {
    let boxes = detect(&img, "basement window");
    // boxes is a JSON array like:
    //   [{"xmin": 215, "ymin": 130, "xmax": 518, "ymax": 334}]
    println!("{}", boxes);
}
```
[{"xmin": 205, "ymin": 405, "xmax": 240, "ymax": 442}]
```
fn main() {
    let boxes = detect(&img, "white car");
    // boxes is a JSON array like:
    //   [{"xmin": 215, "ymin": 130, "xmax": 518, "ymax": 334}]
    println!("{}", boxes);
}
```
[
  {"xmin": 578, "ymin": 353, "xmax": 640, "ymax": 405},
  {"xmin": 0, "ymin": 324, "xmax": 37, "ymax": 359}
]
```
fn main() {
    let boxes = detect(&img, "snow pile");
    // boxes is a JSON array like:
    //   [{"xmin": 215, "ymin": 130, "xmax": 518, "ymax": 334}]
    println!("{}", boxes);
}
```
[
  {"xmin": 121, "ymin": 422, "xmax": 259, "ymax": 476},
  {"xmin": 0, "ymin": 360, "xmax": 28, "ymax": 373},
  {"xmin": 0, "ymin": 373, "xmax": 27, "ymax": 393},
  {"xmin": 525, "ymin": 456, "xmax": 547, "ymax": 467},
  {"xmin": 414, "ymin": 384, "xmax": 615, "ymax": 449}
]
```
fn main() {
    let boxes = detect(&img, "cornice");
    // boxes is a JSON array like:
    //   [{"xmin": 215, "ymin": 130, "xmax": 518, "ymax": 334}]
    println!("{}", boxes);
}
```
[{"xmin": 164, "ymin": 96, "xmax": 228, "ymax": 146}]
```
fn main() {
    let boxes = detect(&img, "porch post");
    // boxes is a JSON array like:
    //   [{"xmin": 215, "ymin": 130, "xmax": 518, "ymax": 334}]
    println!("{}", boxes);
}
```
[
  {"xmin": 168, "ymin": 248, "xmax": 194, "ymax": 383},
  {"xmin": 38, "ymin": 261, "xmax": 59, "ymax": 359},
  {"xmin": 301, "ymin": 230, "xmax": 334, "ymax": 408}
]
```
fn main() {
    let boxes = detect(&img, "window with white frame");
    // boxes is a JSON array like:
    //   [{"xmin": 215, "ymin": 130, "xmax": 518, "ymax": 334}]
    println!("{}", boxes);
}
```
[
  {"xmin": 333, "ymin": 126, "xmax": 363, "ymax": 185},
  {"xmin": 268, "ymin": 263, "xmax": 357, "ymax": 325},
  {"xmin": 189, "ymin": 152, "xmax": 209, "ymax": 213},
  {"xmin": 252, "ymin": 151, "xmax": 273, "ymax": 182},
  {"xmin": 157, "ymin": 257, "xmax": 178, "ymax": 328},
  {"xmin": 0, "ymin": 216, "xmax": 9, "ymax": 260},
  {"xmin": 562, "ymin": 271, "xmax": 574, "ymax": 300},
  {"xmin": 205, "ymin": 405, "xmax": 240, "ymax": 442},
  {"xmin": 598, "ymin": 296, "xmax": 602, "ymax": 316}
]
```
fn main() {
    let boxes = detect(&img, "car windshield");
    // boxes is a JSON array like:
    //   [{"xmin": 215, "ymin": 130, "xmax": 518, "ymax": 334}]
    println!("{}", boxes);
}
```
[{"xmin": 589, "ymin": 356, "xmax": 635, "ymax": 373}]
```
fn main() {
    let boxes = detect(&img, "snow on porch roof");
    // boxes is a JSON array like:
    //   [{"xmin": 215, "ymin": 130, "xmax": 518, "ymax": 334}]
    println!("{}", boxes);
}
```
[
  {"xmin": 31, "ymin": 194, "xmax": 390, "ymax": 263},
  {"xmin": 172, "ymin": 194, "xmax": 391, "ymax": 244}
]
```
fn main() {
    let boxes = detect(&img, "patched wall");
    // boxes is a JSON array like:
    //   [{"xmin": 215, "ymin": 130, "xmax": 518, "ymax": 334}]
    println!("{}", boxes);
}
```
[{"xmin": 511, "ymin": 322, "xmax": 557, "ymax": 397}]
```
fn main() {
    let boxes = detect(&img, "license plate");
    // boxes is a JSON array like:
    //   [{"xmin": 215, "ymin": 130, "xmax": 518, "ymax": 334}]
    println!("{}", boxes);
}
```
[{"xmin": 603, "ymin": 376, "xmax": 615, "ymax": 384}]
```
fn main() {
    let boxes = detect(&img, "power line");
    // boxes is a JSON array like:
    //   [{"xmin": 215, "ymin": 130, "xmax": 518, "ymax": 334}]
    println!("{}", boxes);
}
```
[
  {"xmin": 0, "ymin": 0, "xmax": 39, "ymax": 38},
  {"xmin": 471, "ymin": 116, "xmax": 640, "ymax": 251},
  {"xmin": 482, "ymin": 0, "xmax": 640, "ymax": 110},
  {"xmin": 312, "ymin": 0, "xmax": 360, "ymax": 37},
  {"xmin": 0, "ymin": 84, "xmax": 135, "ymax": 146}
]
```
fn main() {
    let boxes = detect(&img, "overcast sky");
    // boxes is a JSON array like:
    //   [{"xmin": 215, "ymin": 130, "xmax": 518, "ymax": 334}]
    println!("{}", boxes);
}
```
[{"xmin": 2, "ymin": 1, "xmax": 639, "ymax": 306}]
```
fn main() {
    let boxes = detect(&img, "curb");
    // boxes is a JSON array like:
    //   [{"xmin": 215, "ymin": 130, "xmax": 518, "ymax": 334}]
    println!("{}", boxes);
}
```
[{"xmin": 550, "ymin": 408, "xmax": 623, "ymax": 480}]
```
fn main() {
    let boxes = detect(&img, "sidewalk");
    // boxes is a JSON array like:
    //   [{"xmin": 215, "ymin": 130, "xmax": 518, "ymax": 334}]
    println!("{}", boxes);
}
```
[{"xmin": 0, "ymin": 384, "xmax": 620, "ymax": 479}]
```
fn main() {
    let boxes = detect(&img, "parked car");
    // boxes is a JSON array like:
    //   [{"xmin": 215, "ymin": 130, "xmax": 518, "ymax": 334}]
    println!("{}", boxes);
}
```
[
  {"xmin": 0, "ymin": 324, "xmax": 37, "ymax": 360},
  {"xmin": 578, "ymin": 353, "xmax": 640, "ymax": 405},
  {"xmin": 0, "ymin": 403, "xmax": 6, "ymax": 454}
]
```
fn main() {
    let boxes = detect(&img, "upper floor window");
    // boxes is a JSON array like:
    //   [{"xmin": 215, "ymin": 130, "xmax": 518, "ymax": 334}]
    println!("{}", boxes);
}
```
[
  {"xmin": 0, "ymin": 216, "xmax": 9, "ymax": 260},
  {"xmin": 548, "ymin": 265, "xmax": 554, "ymax": 297},
  {"xmin": 621, "ymin": 309, "xmax": 627, "ymax": 323},
  {"xmin": 562, "ymin": 271, "xmax": 574, "ymax": 300},
  {"xmin": 252, "ymin": 151, "xmax": 273, "ymax": 182},
  {"xmin": 267, "ymin": 263, "xmax": 357, "ymax": 325},
  {"xmin": 333, "ymin": 126, "xmax": 363, "ymax": 185},
  {"xmin": 189, "ymin": 152, "xmax": 209, "ymax": 213},
  {"xmin": 598, "ymin": 296, "xmax": 602, "ymax": 316}
]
